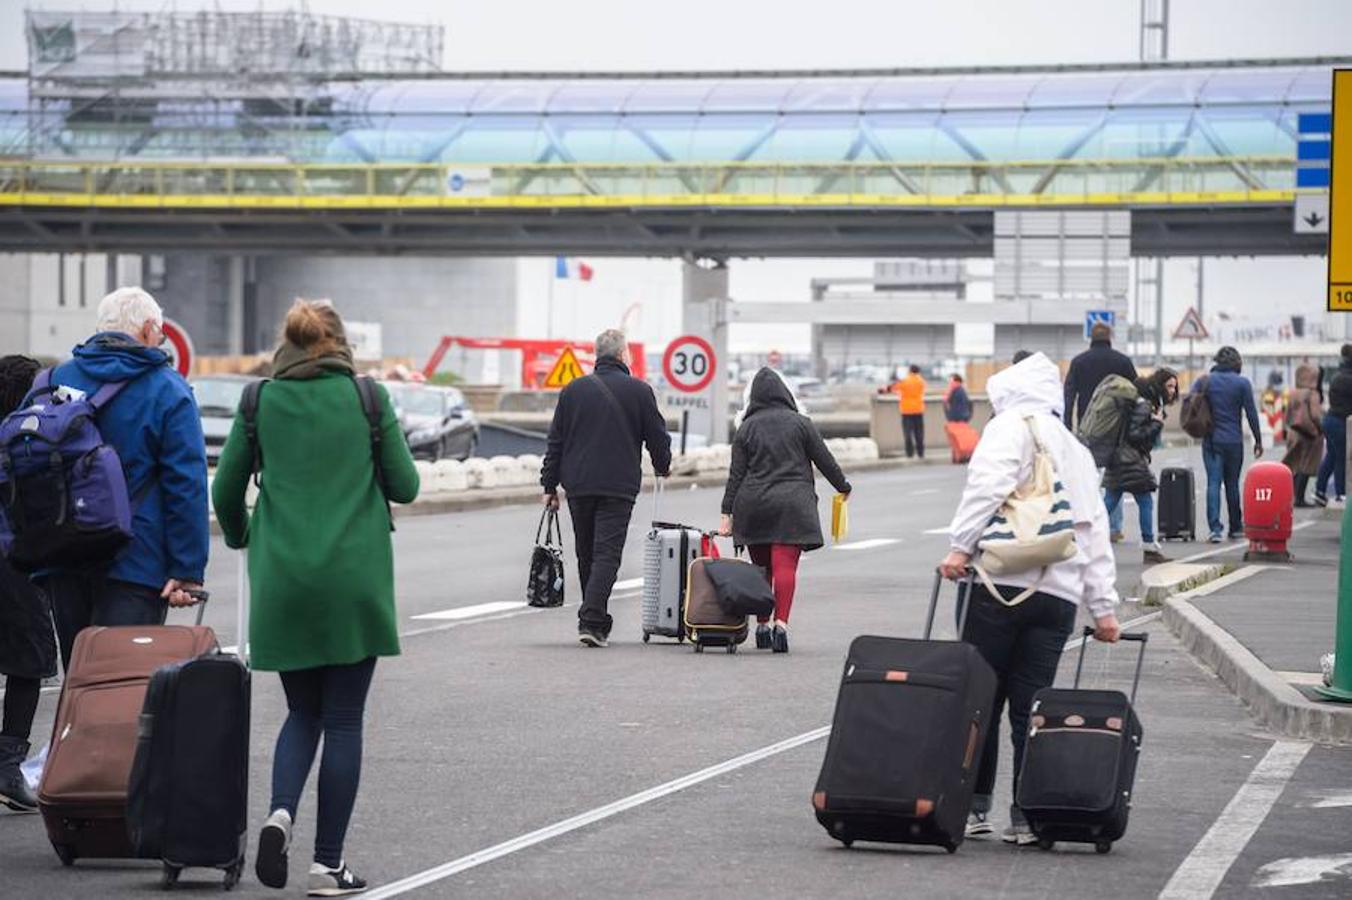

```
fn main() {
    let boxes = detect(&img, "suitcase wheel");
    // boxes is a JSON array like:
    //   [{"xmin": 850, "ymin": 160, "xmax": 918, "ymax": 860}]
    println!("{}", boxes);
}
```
[
  {"xmin": 944, "ymin": 842, "xmax": 958, "ymax": 854},
  {"xmin": 1038, "ymin": 838, "xmax": 1055, "ymax": 852},
  {"xmin": 223, "ymin": 858, "xmax": 244, "ymax": 891},
  {"xmin": 53, "ymin": 842, "xmax": 76, "ymax": 867},
  {"xmin": 642, "ymin": 633, "xmax": 651, "ymax": 643},
  {"xmin": 694, "ymin": 642, "xmax": 704, "ymax": 653},
  {"xmin": 726, "ymin": 643, "xmax": 737, "ymax": 655},
  {"xmin": 162, "ymin": 864, "xmax": 182, "ymax": 889},
  {"xmin": 1095, "ymin": 841, "xmax": 1112, "ymax": 855}
]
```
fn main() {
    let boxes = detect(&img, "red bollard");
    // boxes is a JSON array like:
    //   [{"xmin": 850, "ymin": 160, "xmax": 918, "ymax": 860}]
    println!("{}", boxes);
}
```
[{"xmin": 1242, "ymin": 461, "xmax": 1294, "ymax": 562}]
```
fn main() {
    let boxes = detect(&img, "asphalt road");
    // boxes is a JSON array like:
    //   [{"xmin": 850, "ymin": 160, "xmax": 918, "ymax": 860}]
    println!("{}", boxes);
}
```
[{"xmin": 3, "ymin": 450, "xmax": 1350, "ymax": 899}]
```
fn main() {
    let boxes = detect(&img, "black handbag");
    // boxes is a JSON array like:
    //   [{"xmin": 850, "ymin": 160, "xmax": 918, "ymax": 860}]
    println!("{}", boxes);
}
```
[
  {"xmin": 527, "ymin": 507, "xmax": 566, "ymax": 608},
  {"xmin": 703, "ymin": 558, "xmax": 775, "ymax": 618}
]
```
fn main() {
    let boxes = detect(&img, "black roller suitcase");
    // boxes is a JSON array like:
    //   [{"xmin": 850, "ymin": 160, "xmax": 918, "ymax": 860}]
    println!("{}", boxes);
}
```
[
  {"xmin": 1158, "ymin": 467, "xmax": 1196, "ymax": 541},
  {"xmin": 1017, "ymin": 628, "xmax": 1147, "ymax": 854},
  {"xmin": 812, "ymin": 572, "xmax": 996, "ymax": 853},
  {"xmin": 127, "ymin": 652, "xmax": 251, "ymax": 889}
]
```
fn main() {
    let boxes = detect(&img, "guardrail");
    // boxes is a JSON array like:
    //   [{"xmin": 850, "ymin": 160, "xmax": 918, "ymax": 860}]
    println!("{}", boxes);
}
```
[{"xmin": 0, "ymin": 156, "xmax": 1297, "ymax": 209}]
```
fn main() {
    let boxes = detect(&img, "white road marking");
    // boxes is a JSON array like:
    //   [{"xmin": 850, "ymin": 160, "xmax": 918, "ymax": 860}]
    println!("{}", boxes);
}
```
[
  {"xmin": 412, "ymin": 601, "xmax": 527, "ymax": 622},
  {"xmin": 1304, "ymin": 790, "xmax": 1352, "ymax": 809},
  {"xmin": 614, "ymin": 577, "xmax": 644, "ymax": 591},
  {"xmin": 1158, "ymin": 740, "xmax": 1313, "ymax": 900},
  {"xmin": 360, "ymin": 725, "xmax": 832, "ymax": 899},
  {"xmin": 362, "ymin": 610, "xmax": 1165, "ymax": 897},
  {"xmin": 912, "ymin": 489, "xmax": 939, "ymax": 496},
  {"xmin": 922, "ymin": 527, "xmax": 950, "ymax": 535},
  {"xmin": 1174, "ymin": 520, "xmax": 1316, "ymax": 564},
  {"xmin": 1276, "ymin": 671, "xmax": 1326, "ymax": 687},
  {"xmin": 1251, "ymin": 853, "xmax": 1352, "ymax": 888},
  {"xmin": 831, "ymin": 538, "xmax": 901, "ymax": 551}
]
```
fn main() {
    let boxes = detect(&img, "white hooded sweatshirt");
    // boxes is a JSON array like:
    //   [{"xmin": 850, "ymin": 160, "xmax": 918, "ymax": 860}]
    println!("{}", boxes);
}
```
[{"xmin": 946, "ymin": 353, "xmax": 1119, "ymax": 619}]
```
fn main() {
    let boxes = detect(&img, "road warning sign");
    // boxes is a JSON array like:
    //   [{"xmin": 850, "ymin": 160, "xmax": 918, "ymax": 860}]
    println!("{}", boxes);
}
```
[
  {"xmin": 1330, "ymin": 69, "xmax": 1352, "ymax": 311},
  {"xmin": 543, "ymin": 346, "xmax": 586, "ymax": 388},
  {"xmin": 1172, "ymin": 307, "xmax": 1209, "ymax": 341}
]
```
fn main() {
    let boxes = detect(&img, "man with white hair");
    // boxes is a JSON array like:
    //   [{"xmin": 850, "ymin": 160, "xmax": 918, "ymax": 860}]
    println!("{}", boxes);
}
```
[
  {"xmin": 36, "ymin": 287, "xmax": 208, "ymax": 669},
  {"xmin": 541, "ymin": 329, "xmax": 671, "ymax": 647}
]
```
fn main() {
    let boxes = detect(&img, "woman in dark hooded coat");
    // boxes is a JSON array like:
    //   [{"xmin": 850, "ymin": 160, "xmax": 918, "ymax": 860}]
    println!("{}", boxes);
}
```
[
  {"xmin": 718, "ymin": 368, "xmax": 851, "ymax": 653},
  {"xmin": 1102, "ymin": 367, "xmax": 1178, "ymax": 565}
]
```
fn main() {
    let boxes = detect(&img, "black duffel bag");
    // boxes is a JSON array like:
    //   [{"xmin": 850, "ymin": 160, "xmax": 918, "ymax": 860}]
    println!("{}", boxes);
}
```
[{"xmin": 703, "ymin": 558, "xmax": 775, "ymax": 618}]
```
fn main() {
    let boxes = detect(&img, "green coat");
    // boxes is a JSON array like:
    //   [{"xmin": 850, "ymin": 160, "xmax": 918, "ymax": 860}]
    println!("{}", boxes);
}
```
[{"xmin": 212, "ymin": 373, "xmax": 420, "ymax": 672}]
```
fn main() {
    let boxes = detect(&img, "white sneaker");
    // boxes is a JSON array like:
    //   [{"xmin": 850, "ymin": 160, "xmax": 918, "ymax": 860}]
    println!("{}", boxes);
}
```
[
  {"xmin": 256, "ymin": 808, "xmax": 292, "ymax": 889},
  {"xmin": 308, "ymin": 861, "xmax": 368, "ymax": 897}
]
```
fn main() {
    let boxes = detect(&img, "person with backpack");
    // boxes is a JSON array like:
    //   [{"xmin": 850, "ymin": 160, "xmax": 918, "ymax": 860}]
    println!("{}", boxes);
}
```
[
  {"xmin": 1101, "ymin": 368, "xmax": 1179, "ymax": 564},
  {"xmin": 1284, "ymin": 364, "xmax": 1324, "ymax": 507},
  {"xmin": 939, "ymin": 352, "xmax": 1121, "ymax": 846},
  {"xmin": 19, "ymin": 288, "xmax": 208, "ymax": 670},
  {"xmin": 717, "ymin": 368, "xmax": 852, "ymax": 654},
  {"xmin": 1063, "ymin": 323, "xmax": 1138, "ymax": 432},
  {"xmin": 0, "ymin": 355, "xmax": 58, "ymax": 814},
  {"xmin": 212, "ymin": 300, "xmax": 420, "ymax": 896},
  {"xmin": 1189, "ymin": 346, "xmax": 1263, "ymax": 542},
  {"xmin": 540, "ymin": 329, "xmax": 672, "ymax": 648},
  {"xmin": 1314, "ymin": 344, "xmax": 1352, "ymax": 507}
]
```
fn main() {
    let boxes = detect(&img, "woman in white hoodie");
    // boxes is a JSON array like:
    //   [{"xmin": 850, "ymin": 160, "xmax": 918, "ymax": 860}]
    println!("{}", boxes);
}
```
[{"xmin": 938, "ymin": 352, "xmax": 1122, "ymax": 846}]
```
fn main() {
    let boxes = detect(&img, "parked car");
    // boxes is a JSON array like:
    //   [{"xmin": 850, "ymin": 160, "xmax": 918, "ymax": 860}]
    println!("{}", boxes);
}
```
[
  {"xmin": 190, "ymin": 374, "xmax": 261, "ymax": 465},
  {"xmin": 382, "ymin": 381, "xmax": 479, "ymax": 461}
]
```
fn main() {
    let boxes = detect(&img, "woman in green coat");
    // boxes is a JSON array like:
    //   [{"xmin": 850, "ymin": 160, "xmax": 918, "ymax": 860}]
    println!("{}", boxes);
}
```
[{"xmin": 213, "ymin": 300, "xmax": 419, "ymax": 896}]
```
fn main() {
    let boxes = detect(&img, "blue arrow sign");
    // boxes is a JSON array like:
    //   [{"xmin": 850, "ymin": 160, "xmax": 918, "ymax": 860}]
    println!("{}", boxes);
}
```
[{"xmin": 1084, "ymin": 310, "xmax": 1115, "ymax": 340}]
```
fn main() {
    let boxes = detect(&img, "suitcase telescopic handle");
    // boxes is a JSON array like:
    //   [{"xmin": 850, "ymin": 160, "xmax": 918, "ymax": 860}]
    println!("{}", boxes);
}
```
[
  {"xmin": 1074, "ymin": 627, "xmax": 1148, "ymax": 704},
  {"xmin": 651, "ymin": 475, "xmax": 664, "ymax": 525},
  {"xmin": 183, "ymin": 588, "xmax": 210, "ymax": 626},
  {"xmin": 925, "ymin": 569, "xmax": 976, "ymax": 641}
]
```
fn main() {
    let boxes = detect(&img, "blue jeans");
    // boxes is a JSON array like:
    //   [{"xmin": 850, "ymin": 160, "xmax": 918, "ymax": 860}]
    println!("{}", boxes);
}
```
[
  {"xmin": 273, "ymin": 657, "xmax": 377, "ymax": 869},
  {"xmin": 1107, "ymin": 496, "xmax": 1124, "ymax": 534},
  {"xmin": 1202, "ymin": 441, "xmax": 1244, "ymax": 537},
  {"xmin": 1316, "ymin": 413, "xmax": 1347, "ymax": 498},
  {"xmin": 1103, "ymin": 489, "xmax": 1156, "ymax": 544},
  {"xmin": 40, "ymin": 574, "xmax": 167, "ymax": 673}
]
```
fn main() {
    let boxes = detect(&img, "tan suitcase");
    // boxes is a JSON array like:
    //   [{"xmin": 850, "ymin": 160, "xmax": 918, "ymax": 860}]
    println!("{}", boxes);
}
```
[
  {"xmin": 39, "ymin": 623, "xmax": 218, "ymax": 866},
  {"xmin": 683, "ymin": 557, "xmax": 748, "ymax": 654}
]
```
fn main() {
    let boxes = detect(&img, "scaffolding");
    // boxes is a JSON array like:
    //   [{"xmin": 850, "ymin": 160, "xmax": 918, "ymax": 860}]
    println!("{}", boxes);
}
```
[{"xmin": 23, "ymin": 8, "xmax": 444, "ymax": 160}]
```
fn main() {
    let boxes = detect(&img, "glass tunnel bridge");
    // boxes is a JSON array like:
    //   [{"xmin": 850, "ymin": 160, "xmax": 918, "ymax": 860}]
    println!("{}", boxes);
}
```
[{"xmin": 0, "ymin": 58, "xmax": 1341, "ymax": 257}]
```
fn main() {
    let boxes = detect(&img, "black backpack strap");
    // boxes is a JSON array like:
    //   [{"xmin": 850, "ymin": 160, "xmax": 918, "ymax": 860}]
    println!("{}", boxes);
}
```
[
  {"xmin": 352, "ymin": 375, "xmax": 394, "ymax": 530},
  {"xmin": 240, "ymin": 379, "xmax": 268, "ymax": 486}
]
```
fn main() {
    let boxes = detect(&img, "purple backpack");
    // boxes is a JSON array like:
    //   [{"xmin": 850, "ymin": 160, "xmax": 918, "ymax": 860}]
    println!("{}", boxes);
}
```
[{"xmin": 0, "ymin": 369, "xmax": 135, "ymax": 571}]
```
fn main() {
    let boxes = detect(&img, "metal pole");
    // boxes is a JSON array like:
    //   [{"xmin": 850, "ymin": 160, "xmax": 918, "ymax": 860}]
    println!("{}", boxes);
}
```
[
  {"xmin": 1315, "ymin": 458, "xmax": 1352, "ymax": 702},
  {"xmin": 680, "ymin": 410, "xmax": 689, "ymax": 455},
  {"xmin": 1196, "ymin": 257, "xmax": 1204, "ymax": 320},
  {"xmin": 235, "ymin": 550, "xmax": 249, "ymax": 664},
  {"xmin": 1154, "ymin": 257, "xmax": 1165, "ymax": 367}
]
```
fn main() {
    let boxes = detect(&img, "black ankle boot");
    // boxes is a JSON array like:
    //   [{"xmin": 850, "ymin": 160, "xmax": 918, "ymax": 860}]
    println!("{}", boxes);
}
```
[
  {"xmin": 771, "ymin": 626, "xmax": 789, "ymax": 654},
  {"xmin": 755, "ymin": 624, "xmax": 772, "ymax": 650},
  {"xmin": 0, "ymin": 736, "xmax": 38, "ymax": 813}
]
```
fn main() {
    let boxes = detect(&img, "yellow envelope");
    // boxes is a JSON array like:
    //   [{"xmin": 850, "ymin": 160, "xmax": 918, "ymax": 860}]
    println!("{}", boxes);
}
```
[{"xmin": 831, "ymin": 493, "xmax": 849, "ymax": 543}]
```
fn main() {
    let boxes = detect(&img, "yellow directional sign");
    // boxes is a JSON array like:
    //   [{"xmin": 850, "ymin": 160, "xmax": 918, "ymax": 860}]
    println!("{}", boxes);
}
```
[
  {"xmin": 543, "ymin": 346, "xmax": 586, "ymax": 388},
  {"xmin": 1330, "ymin": 69, "xmax": 1352, "ymax": 311}
]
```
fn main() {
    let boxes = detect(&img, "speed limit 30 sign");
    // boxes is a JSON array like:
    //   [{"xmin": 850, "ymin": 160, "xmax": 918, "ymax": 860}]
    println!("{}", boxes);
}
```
[{"xmin": 662, "ymin": 335, "xmax": 716, "ymax": 393}]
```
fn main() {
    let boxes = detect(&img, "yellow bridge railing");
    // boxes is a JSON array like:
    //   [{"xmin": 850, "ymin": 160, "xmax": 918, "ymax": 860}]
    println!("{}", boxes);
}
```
[{"xmin": 0, "ymin": 156, "xmax": 1298, "ymax": 210}]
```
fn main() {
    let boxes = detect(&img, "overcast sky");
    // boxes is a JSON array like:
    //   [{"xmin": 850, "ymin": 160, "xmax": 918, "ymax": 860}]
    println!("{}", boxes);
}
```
[{"xmin": 1, "ymin": 0, "xmax": 1347, "ymax": 353}]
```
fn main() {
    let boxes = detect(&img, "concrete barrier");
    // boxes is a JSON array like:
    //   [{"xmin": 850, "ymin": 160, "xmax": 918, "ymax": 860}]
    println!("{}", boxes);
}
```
[
  {"xmin": 431, "ymin": 459, "xmax": 469, "ymax": 493},
  {"xmin": 463, "ymin": 458, "xmax": 497, "ymax": 490}
]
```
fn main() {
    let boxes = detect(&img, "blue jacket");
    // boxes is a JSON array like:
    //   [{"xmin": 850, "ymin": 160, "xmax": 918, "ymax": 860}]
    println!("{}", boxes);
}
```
[
  {"xmin": 47, "ymin": 333, "xmax": 209, "ymax": 588},
  {"xmin": 944, "ymin": 385, "xmax": 972, "ymax": 422},
  {"xmin": 1198, "ymin": 366, "xmax": 1262, "ymax": 448}
]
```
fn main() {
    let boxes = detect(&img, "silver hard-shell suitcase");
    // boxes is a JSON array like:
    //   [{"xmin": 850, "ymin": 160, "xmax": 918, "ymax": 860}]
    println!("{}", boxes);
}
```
[{"xmin": 641, "ymin": 480, "xmax": 700, "ymax": 643}]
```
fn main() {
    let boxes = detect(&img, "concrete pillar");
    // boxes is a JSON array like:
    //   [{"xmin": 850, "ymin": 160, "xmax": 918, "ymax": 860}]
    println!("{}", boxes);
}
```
[
  {"xmin": 226, "ymin": 256, "xmax": 245, "ymax": 355},
  {"xmin": 680, "ymin": 260, "xmax": 731, "ymax": 444}
]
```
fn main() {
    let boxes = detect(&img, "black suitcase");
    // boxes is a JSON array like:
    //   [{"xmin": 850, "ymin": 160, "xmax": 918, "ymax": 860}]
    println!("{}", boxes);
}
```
[
  {"xmin": 812, "ymin": 572, "xmax": 997, "ymax": 853},
  {"xmin": 1157, "ymin": 467, "xmax": 1195, "ymax": 541},
  {"xmin": 127, "ymin": 652, "xmax": 251, "ymax": 889},
  {"xmin": 1016, "ymin": 628, "xmax": 1147, "ymax": 854}
]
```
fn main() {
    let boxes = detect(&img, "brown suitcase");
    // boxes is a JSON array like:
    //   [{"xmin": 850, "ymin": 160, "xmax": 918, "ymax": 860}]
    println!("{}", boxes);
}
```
[
  {"xmin": 683, "ymin": 556, "xmax": 749, "ymax": 653},
  {"xmin": 39, "ymin": 623, "xmax": 218, "ymax": 866}
]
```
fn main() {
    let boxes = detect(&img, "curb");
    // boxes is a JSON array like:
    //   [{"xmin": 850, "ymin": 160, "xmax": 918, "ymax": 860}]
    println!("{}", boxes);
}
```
[
  {"xmin": 208, "ymin": 454, "xmax": 951, "ymax": 535},
  {"xmin": 1136, "ymin": 561, "xmax": 1233, "ymax": 606},
  {"xmin": 1163, "ymin": 571, "xmax": 1352, "ymax": 744}
]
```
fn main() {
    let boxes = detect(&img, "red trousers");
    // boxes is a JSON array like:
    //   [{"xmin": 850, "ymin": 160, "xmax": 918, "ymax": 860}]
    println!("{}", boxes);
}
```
[{"xmin": 747, "ymin": 543, "xmax": 803, "ymax": 624}]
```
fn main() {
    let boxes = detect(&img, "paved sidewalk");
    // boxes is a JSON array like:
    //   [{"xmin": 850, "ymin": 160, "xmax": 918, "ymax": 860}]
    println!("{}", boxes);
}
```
[{"xmin": 1163, "ymin": 510, "xmax": 1352, "ymax": 742}]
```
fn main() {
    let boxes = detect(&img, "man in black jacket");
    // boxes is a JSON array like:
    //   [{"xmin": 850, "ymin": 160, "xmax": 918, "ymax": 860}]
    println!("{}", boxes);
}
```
[
  {"xmin": 541, "ymin": 330, "xmax": 672, "ymax": 646},
  {"xmin": 1063, "ymin": 323, "xmax": 1139, "ymax": 431}
]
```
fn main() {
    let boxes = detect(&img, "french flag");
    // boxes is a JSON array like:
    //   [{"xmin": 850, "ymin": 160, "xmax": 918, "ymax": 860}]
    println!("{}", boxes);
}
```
[{"xmin": 555, "ymin": 256, "xmax": 593, "ymax": 281}]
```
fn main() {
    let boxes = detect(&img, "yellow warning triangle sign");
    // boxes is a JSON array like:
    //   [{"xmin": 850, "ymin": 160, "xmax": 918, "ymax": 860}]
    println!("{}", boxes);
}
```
[
  {"xmin": 1172, "ymin": 307, "xmax": 1209, "ymax": 341},
  {"xmin": 543, "ymin": 346, "xmax": 587, "ymax": 388}
]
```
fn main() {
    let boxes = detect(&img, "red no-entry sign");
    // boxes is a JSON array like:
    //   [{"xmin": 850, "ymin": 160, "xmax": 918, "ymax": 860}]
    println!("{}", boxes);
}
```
[
  {"xmin": 161, "ymin": 318, "xmax": 194, "ymax": 377},
  {"xmin": 662, "ymin": 335, "xmax": 716, "ymax": 394}
]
